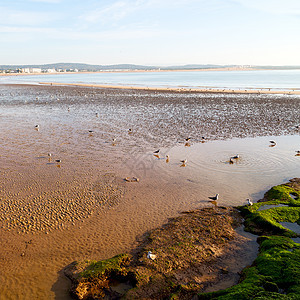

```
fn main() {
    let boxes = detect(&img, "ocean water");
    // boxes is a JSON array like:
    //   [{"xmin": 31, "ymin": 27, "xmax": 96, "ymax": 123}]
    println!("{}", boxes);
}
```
[{"xmin": 1, "ymin": 69, "xmax": 300, "ymax": 90}]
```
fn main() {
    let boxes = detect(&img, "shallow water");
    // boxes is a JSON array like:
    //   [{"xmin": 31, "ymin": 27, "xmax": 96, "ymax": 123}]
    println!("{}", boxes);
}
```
[
  {"xmin": 2, "ymin": 69, "xmax": 300, "ymax": 90},
  {"xmin": 0, "ymin": 84, "xmax": 299, "ymax": 299},
  {"xmin": 257, "ymin": 204, "xmax": 289, "ymax": 211},
  {"xmin": 279, "ymin": 222, "xmax": 300, "ymax": 235}
]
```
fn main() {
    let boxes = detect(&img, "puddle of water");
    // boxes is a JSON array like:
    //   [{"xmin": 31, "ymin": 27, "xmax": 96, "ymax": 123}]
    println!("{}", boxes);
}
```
[
  {"xmin": 123, "ymin": 135, "xmax": 300, "ymax": 208},
  {"xmin": 289, "ymin": 193, "xmax": 298, "ymax": 200},
  {"xmin": 279, "ymin": 222, "xmax": 300, "ymax": 235},
  {"xmin": 204, "ymin": 226, "xmax": 258, "ymax": 293},
  {"xmin": 257, "ymin": 204, "xmax": 289, "ymax": 211}
]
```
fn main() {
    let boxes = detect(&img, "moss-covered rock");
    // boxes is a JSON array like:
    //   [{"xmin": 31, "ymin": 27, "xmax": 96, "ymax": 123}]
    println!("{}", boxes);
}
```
[
  {"xmin": 65, "ymin": 207, "xmax": 245, "ymax": 299},
  {"xmin": 238, "ymin": 178, "xmax": 300, "ymax": 237},
  {"xmin": 65, "ymin": 254, "xmax": 137, "ymax": 299}
]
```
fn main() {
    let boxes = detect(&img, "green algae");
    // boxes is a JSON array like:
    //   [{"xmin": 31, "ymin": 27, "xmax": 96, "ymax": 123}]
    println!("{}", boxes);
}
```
[
  {"xmin": 238, "ymin": 181, "xmax": 300, "ymax": 237},
  {"xmin": 264, "ymin": 185, "xmax": 300, "ymax": 205},
  {"xmin": 78, "ymin": 254, "xmax": 131, "ymax": 279},
  {"xmin": 196, "ymin": 179, "xmax": 300, "ymax": 300}
]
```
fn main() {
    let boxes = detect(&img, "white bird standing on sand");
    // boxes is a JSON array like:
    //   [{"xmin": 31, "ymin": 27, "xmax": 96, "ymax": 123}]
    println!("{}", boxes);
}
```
[
  {"xmin": 35, "ymin": 125, "xmax": 39, "ymax": 128},
  {"xmin": 147, "ymin": 251, "xmax": 157, "ymax": 260},
  {"xmin": 180, "ymin": 159, "xmax": 187, "ymax": 164},
  {"xmin": 269, "ymin": 140, "xmax": 276, "ymax": 145},
  {"xmin": 247, "ymin": 199, "xmax": 253, "ymax": 206},
  {"xmin": 208, "ymin": 194, "xmax": 219, "ymax": 201},
  {"xmin": 153, "ymin": 149, "xmax": 160, "ymax": 154},
  {"xmin": 232, "ymin": 154, "xmax": 239, "ymax": 159},
  {"xmin": 48, "ymin": 153, "xmax": 52, "ymax": 157}
]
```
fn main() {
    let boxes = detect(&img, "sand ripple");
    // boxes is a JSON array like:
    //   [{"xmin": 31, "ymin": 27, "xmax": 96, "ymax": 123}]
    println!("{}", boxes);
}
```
[{"xmin": 0, "ymin": 173, "xmax": 123, "ymax": 234}]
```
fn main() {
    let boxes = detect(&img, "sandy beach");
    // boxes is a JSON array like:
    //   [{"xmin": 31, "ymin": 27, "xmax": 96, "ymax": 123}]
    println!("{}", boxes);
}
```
[
  {"xmin": 38, "ymin": 81, "xmax": 300, "ymax": 95},
  {"xmin": 0, "ymin": 84, "xmax": 299, "ymax": 299}
]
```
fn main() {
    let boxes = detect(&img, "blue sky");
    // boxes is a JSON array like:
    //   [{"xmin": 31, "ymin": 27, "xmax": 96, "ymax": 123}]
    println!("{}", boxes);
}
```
[{"xmin": 1, "ymin": 0, "xmax": 300, "ymax": 65}]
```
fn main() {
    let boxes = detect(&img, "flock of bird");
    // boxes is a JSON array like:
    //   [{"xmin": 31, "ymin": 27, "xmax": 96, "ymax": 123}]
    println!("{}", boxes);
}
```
[
  {"xmin": 35, "ymin": 121, "xmax": 299, "ymax": 208},
  {"xmin": 209, "ymin": 139, "xmax": 299, "ymax": 206},
  {"xmin": 146, "ymin": 136, "xmax": 298, "ymax": 260}
]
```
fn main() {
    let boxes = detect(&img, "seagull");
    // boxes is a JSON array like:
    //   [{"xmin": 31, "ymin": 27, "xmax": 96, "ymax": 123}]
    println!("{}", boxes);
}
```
[
  {"xmin": 35, "ymin": 125, "xmax": 39, "ymax": 128},
  {"xmin": 112, "ymin": 138, "xmax": 116, "ymax": 143},
  {"xmin": 185, "ymin": 137, "xmax": 191, "ymax": 141},
  {"xmin": 128, "ymin": 128, "xmax": 133, "ymax": 133},
  {"xmin": 88, "ymin": 130, "xmax": 93, "ymax": 133},
  {"xmin": 247, "ymin": 198, "xmax": 253, "ymax": 206},
  {"xmin": 296, "ymin": 150, "xmax": 300, "ymax": 154},
  {"xmin": 232, "ymin": 154, "xmax": 239, "ymax": 159},
  {"xmin": 180, "ymin": 159, "xmax": 187, "ymax": 164},
  {"xmin": 95, "ymin": 113, "xmax": 99, "ymax": 117},
  {"xmin": 229, "ymin": 158, "xmax": 234, "ymax": 164},
  {"xmin": 208, "ymin": 194, "xmax": 219, "ymax": 201},
  {"xmin": 48, "ymin": 153, "xmax": 52, "ymax": 157},
  {"xmin": 147, "ymin": 251, "xmax": 157, "ymax": 260},
  {"xmin": 269, "ymin": 140, "xmax": 276, "ymax": 145},
  {"xmin": 153, "ymin": 149, "xmax": 160, "ymax": 154},
  {"xmin": 55, "ymin": 159, "xmax": 61, "ymax": 163}
]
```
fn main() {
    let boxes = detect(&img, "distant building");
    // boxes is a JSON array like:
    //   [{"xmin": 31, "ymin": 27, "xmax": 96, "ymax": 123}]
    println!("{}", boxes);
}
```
[
  {"xmin": 21, "ymin": 68, "xmax": 42, "ymax": 73},
  {"xmin": 46, "ymin": 68, "xmax": 56, "ymax": 73}
]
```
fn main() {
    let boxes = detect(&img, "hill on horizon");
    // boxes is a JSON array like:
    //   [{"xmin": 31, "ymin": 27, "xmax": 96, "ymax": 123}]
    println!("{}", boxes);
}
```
[{"xmin": 1, "ymin": 63, "xmax": 300, "ymax": 71}]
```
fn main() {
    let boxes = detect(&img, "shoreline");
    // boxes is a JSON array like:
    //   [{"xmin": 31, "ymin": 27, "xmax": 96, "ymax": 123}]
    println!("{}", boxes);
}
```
[
  {"xmin": 1, "ymin": 69, "xmax": 300, "ymax": 95},
  {"xmin": 2, "ymin": 81, "xmax": 300, "ymax": 95},
  {"xmin": 38, "ymin": 81, "xmax": 300, "ymax": 95},
  {"xmin": 0, "ymin": 67, "xmax": 259, "ymax": 77}
]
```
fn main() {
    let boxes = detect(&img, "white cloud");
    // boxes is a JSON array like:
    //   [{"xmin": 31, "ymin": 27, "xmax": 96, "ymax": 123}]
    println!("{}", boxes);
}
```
[
  {"xmin": 233, "ymin": 0, "xmax": 300, "ymax": 15},
  {"xmin": 29, "ymin": 0, "xmax": 61, "ymax": 3},
  {"xmin": 0, "ymin": 23, "xmax": 169, "ymax": 42},
  {"xmin": 0, "ymin": 7, "xmax": 58, "ymax": 26},
  {"xmin": 80, "ymin": 1, "xmax": 142, "ymax": 24},
  {"xmin": 80, "ymin": 0, "xmax": 202, "ymax": 24}
]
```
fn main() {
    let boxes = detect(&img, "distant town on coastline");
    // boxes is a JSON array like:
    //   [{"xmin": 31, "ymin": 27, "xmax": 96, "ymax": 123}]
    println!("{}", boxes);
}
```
[{"xmin": 1, "ymin": 63, "xmax": 300, "ymax": 74}]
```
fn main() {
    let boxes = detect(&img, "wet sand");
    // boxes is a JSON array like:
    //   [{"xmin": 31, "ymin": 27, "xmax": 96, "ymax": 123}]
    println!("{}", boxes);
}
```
[
  {"xmin": 39, "ymin": 81, "xmax": 300, "ymax": 95},
  {"xmin": 0, "ymin": 84, "xmax": 299, "ymax": 299}
]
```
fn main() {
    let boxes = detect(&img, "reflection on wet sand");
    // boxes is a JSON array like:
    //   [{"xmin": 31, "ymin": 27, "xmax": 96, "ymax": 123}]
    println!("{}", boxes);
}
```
[{"xmin": 0, "ymin": 84, "xmax": 299, "ymax": 299}]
